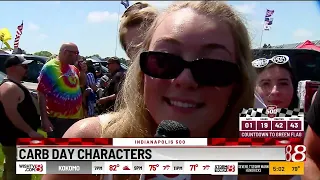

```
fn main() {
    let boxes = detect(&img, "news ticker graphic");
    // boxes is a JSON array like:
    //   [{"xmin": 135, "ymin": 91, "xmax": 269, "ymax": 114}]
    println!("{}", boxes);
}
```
[
  {"xmin": 16, "ymin": 161, "xmax": 304, "ymax": 175},
  {"xmin": 16, "ymin": 144, "xmax": 306, "ymax": 162},
  {"xmin": 17, "ymin": 147, "xmax": 285, "ymax": 161},
  {"xmin": 17, "ymin": 137, "xmax": 303, "ymax": 146},
  {"xmin": 239, "ymin": 107, "xmax": 304, "ymax": 138}
]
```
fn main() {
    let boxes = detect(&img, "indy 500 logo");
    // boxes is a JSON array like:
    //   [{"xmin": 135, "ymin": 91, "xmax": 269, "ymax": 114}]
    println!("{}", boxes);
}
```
[
  {"xmin": 266, "ymin": 105, "xmax": 277, "ymax": 118},
  {"xmin": 16, "ymin": 162, "xmax": 45, "ymax": 174}
]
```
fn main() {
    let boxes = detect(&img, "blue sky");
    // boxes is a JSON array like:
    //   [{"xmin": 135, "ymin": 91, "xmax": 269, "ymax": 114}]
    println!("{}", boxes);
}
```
[{"xmin": 1, "ymin": 1, "xmax": 320, "ymax": 59}]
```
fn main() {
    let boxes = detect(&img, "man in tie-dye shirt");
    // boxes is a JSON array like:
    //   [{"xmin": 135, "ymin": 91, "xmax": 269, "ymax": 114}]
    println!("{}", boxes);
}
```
[{"xmin": 37, "ymin": 43, "xmax": 86, "ymax": 138}]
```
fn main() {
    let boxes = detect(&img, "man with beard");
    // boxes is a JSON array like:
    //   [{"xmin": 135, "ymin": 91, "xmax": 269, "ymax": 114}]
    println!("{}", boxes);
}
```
[
  {"xmin": 37, "ymin": 43, "xmax": 86, "ymax": 138},
  {"xmin": 0, "ymin": 55, "xmax": 42, "ymax": 180},
  {"xmin": 98, "ymin": 57, "xmax": 125, "ymax": 112}
]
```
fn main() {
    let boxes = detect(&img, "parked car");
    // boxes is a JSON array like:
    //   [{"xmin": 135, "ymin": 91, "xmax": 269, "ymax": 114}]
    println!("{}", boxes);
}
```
[
  {"xmin": 252, "ymin": 48, "xmax": 320, "ymax": 82},
  {"xmin": 0, "ymin": 71, "xmax": 5, "ymax": 83}
]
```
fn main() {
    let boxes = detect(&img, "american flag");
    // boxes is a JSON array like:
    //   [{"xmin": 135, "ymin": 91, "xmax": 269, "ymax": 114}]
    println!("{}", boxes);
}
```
[
  {"xmin": 264, "ymin": 9, "xmax": 274, "ymax": 31},
  {"xmin": 265, "ymin": 9, "xmax": 274, "ymax": 18},
  {"xmin": 14, "ymin": 21, "xmax": 24, "ymax": 48},
  {"xmin": 265, "ymin": 18, "xmax": 273, "ymax": 25},
  {"xmin": 121, "ymin": 0, "xmax": 129, "ymax": 8}
]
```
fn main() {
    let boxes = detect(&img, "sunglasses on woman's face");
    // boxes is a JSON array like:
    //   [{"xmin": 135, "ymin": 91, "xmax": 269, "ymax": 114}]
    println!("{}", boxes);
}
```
[
  {"xmin": 139, "ymin": 51, "xmax": 240, "ymax": 87},
  {"xmin": 252, "ymin": 55, "xmax": 290, "ymax": 68}
]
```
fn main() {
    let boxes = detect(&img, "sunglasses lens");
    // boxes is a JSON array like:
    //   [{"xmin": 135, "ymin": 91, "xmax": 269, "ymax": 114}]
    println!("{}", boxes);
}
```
[
  {"xmin": 140, "ymin": 52, "xmax": 183, "ymax": 79},
  {"xmin": 272, "ymin": 55, "xmax": 289, "ymax": 64},
  {"xmin": 192, "ymin": 60, "xmax": 240, "ymax": 86},
  {"xmin": 252, "ymin": 58, "xmax": 269, "ymax": 68},
  {"xmin": 140, "ymin": 52, "xmax": 240, "ymax": 87}
]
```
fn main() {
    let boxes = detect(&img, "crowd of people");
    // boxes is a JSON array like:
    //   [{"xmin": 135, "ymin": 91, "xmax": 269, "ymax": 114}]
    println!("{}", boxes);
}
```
[{"xmin": 0, "ymin": 1, "xmax": 320, "ymax": 180}]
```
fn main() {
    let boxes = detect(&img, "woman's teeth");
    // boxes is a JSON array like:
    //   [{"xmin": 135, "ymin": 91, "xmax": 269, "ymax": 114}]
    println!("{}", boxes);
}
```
[{"xmin": 170, "ymin": 100, "xmax": 196, "ymax": 108}]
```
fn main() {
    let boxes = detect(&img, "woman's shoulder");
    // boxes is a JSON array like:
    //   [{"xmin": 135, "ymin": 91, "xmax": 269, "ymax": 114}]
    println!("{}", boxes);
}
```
[{"xmin": 63, "ymin": 114, "xmax": 113, "ymax": 138}]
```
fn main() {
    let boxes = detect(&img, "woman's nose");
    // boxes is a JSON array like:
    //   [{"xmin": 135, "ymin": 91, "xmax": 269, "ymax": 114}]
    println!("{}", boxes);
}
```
[{"xmin": 172, "ymin": 69, "xmax": 198, "ymax": 90}]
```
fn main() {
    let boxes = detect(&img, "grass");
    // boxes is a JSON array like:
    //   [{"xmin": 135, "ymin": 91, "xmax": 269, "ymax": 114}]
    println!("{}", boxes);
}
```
[{"xmin": 0, "ymin": 129, "xmax": 47, "ymax": 180}]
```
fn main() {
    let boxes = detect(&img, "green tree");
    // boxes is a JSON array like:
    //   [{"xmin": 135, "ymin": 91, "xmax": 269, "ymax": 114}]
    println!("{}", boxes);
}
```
[
  {"xmin": 34, "ymin": 51, "xmax": 52, "ymax": 57},
  {"xmin": 88, "ymin": 54, "xmax": 101, "ymax": 59},
  {"xmin": 262, "ymin": 44, "xmax": 272, "ymax": 48}
]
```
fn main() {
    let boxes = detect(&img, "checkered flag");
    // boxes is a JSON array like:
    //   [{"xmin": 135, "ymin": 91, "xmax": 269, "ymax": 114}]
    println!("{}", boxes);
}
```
[{"xmin": 239, "ymin": 108, "xmax": 304, "ymax": 117}]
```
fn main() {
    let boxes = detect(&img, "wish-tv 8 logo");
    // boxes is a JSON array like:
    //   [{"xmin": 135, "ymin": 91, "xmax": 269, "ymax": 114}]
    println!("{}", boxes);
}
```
[
  {"xmin": 285, "ymin": 145, "xmax": 306, "ymax": 162},
  {"xmin": 17, "ymin": 162, "xmax": 44, "ymax": 174}
]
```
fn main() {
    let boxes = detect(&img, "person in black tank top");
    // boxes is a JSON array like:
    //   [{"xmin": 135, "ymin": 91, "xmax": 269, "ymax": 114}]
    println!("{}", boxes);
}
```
[{"xmin": 0, "ymin": 55, "xmax": 42, "ymax": 180}]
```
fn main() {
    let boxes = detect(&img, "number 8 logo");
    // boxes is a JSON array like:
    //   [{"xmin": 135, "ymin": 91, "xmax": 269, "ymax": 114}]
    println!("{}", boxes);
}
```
[
  {"xmin": 35, "ymin": 164, "xmax": 43, "ymax": 172},
  {"xmin": 285, "ymin": 145, "xmax": 306, "ymax": 162},
  {"xmin": 227, "ymin": 165, "xmax": 235, "ymax": 172}
]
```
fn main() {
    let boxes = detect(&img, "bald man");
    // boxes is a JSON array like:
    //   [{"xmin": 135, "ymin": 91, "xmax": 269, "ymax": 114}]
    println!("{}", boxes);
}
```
[{"xmin": 37, "ymin": 43, "xmax": 86, "ymax": 138}]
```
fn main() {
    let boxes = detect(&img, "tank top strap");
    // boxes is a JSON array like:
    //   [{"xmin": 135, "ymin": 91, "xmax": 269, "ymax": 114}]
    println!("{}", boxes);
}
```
[{"xmin": 1, "ymin": 79, "xmax": 30, "ymax": 96}]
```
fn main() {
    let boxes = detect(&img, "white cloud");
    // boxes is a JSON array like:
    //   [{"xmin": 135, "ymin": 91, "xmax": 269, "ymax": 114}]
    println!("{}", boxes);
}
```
[
  {"xmin": 243, "ymin": 19, "xmax": 264, "ymax": 48},
  {"xmin": 27, "ymin": 22, "xmax": 40, "ymax": 31},
  {"xmin": 293, "ymin": 29, "xmax": 313, "ymax": 40},
  {"xmin": 38, "ymin": 34, "xmax": 48, "ymax": 40},
  {"xmin": 234, "ymin": 3, "xmax": 256, "ymax": 15},
  {"xmin": 87, "ymin": 11, "xmax": 119, "ymax": 23}
]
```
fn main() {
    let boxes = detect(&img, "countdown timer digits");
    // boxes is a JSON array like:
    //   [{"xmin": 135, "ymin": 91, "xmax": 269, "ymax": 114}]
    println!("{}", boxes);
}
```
[{"xmin": 239, "ymin": 106, "xmax": 304, "ymax": 138}]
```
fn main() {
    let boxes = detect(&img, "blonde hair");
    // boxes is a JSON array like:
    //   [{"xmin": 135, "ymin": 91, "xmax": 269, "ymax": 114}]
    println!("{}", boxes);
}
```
[
  {"xmin": 119, "ymin": 2, "xmax": 158, "ymax": 52},
  {"xmin": 102, "ymin": 1, "xmax": 256, "ymax": 138}
]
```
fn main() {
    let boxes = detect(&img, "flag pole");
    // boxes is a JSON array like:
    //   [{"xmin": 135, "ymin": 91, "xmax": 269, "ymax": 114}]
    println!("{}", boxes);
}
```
[
  {"xmin": 259, "ymin": 9, "xmax": 266, "ymax": 48},
  {"xmin": 259, "ymin": 22, "xmax": 265, "ymax": 48},
  {"xmin": 114, "ymin": 2, "xmax": 122, "ymax": 57}
]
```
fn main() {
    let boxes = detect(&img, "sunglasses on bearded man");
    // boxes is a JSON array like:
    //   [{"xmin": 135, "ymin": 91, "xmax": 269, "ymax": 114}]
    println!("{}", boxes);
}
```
[
  {"xmin": 139, "ymin": 51, "xmax": 241, "ymax": 87},
  {"xmin": 20, "ymin": 64, "xmax": 28, "ymax": 69},
  {"xmin": 65, "ymin": 49, "xmax": 79, "ymax": 56}
]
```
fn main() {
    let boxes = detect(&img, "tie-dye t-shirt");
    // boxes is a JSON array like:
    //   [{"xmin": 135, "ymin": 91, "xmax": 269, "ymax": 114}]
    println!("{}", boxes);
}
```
[{"xmin": 37, "ymin": 59, "xmax": 83, "ymax": 119}]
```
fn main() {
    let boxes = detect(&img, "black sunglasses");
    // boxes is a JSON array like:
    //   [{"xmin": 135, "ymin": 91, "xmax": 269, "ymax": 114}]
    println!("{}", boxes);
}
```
[
  {"xmin": 20, "ymin": 64, "xmax": 28, "ymax": 69},
  {"xmin": 140, "ymin": 51, "xmax": 241, "ymax": 87},
  {"xmin": 65, "ymin": 50, "xmax": 79, "ymax": 55}
]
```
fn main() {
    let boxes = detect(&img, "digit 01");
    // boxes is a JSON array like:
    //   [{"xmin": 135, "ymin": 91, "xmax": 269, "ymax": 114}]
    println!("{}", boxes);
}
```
[{"xmin": 285, "ymin": 145, "xmax": 306, "ymax": 162}]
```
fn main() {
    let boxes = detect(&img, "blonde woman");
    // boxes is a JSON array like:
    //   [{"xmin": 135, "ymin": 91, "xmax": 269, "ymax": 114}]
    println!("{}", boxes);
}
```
[{"xmin": 42, "ymin": 1, "xmax": 290, "ymax": 180}]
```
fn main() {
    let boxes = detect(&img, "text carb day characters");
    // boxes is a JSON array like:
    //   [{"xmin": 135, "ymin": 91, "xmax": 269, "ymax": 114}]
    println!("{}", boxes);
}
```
[{"xmin": 18, "ymin": 148, "xmax": 153, "ymax": 160}]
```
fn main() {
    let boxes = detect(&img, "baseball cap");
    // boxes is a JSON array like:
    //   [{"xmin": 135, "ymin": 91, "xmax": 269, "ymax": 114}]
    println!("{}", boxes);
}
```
[
  {"xmin": 107, "ymin": 57, "xmax": 120, "ymax": 65},
  {"xmin": 4, "ymin": 55, "xmax": 33, "ymax": 68}
]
